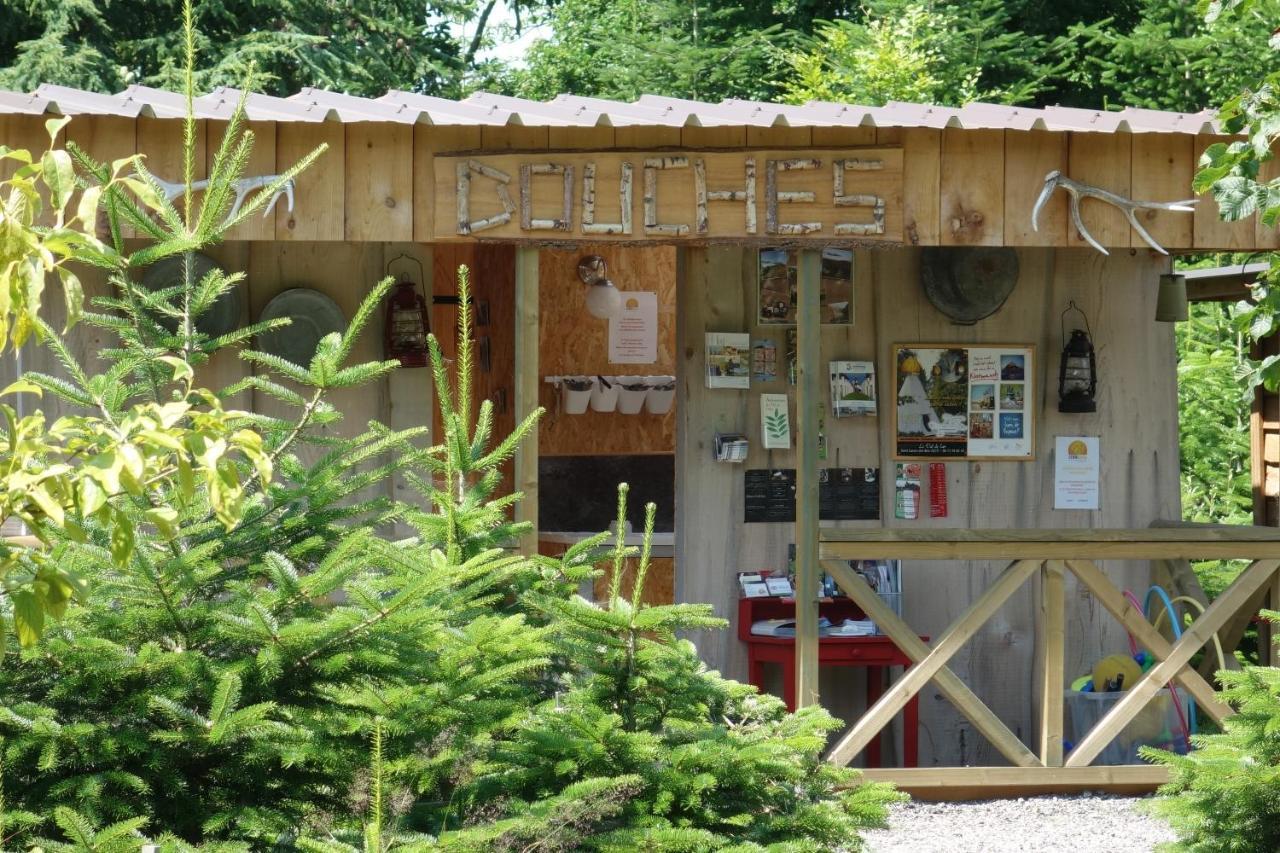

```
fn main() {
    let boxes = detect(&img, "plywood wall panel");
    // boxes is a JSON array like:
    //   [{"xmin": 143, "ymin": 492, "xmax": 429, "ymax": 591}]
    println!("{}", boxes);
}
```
[
  {"xmin": 245, "ymin": 241, "xmax": 389, "ymax": 475},
  {"xmin": 538, "ymin": 245, "xmax": 677, "ymax": 456},
  {"xmin": 539, "ymin": 246, "xmax": 677, "ymax": 376},
  {"xmin": 941, "ymin": 129, "xmax": 1003, "ymax": 246},
  {"xmin": 1066, "ymin": 133, "xmax": 1131, "ymax": 250},
  {"xmin": 902, "ymin": 128, "xmax": 941, "ymax": 246},
  {"xmin": 612, "ymin": 126, "xmax": 682, "ymax": 149},
  {"xmin": 1004, "ymin": 130, "xmax": 1067, "ymax": 246},
  {"xmin": 747, "ymin": 126, "xmax": 813, "ymax": 148},
  {"xmin": 1130, "ymin": 133, "xmax": 1194, "ymax": 251},
  {"xmin": 345, "ymin": 123, "xmax": 413, "ymax": 242},
  {"xmin": 275, "ymin": 122, "xmax": 343, "ymax": 240},
  {"xmin": 548, "ymin": 126, "xmax": 615, "ymax": 150}
]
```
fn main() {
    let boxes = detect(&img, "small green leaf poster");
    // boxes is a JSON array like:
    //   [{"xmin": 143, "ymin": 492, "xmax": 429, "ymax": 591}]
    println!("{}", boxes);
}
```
[{"xmin": 761, "ymin": 393, "xmax": 791, "ymax": 449}]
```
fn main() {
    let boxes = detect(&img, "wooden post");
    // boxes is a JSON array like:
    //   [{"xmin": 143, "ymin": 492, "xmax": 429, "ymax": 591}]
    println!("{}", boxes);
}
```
[
  {"xmin": 794, "ymin": 249, "xmax": 822, "ymax": 709},
  {"xmin": 513, "ymin": 246, "xmax": 540, "ymax": 555},
  {"xmin": 1038, "ymin": 560, "xmax": 1066, "ymax": 766}
]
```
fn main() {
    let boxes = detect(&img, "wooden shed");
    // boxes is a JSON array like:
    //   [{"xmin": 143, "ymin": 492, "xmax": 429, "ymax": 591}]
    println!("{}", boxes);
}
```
[{"xmin": 4, "ymin": 84, "xmax": 1280, "ymax": 797}]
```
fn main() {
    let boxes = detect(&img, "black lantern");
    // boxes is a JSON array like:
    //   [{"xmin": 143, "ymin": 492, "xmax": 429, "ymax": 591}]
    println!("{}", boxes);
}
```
[
  {"xmin": 384, "ymin": 254, "xmax": 430, "ymax": 368},
  {"xmin": 1058, "ymin": 301, "xmax": 1096, "ymax": 413}
]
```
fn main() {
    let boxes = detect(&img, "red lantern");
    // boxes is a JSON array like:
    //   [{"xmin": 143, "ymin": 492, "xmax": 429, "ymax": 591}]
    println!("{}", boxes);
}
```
[{"xmin": 384, "ymin": 255, "xmax": 430, "ymax": 368}]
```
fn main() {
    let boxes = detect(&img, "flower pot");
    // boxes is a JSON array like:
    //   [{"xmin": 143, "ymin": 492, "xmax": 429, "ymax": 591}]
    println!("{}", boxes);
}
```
[
  {"xmin": 615, "ymin": 376, "xmax": 649, "ymax": 414},
  {"xmin": 560, "ymin": 376, "xmax": 594, "ymax": 414},
  {"xmin": 590, "ymin": 375, "xmax": 619, "ymax": 412},
  {"xmin": 645, "ymin": 375, "xmax": 676, "ymax": 415}
]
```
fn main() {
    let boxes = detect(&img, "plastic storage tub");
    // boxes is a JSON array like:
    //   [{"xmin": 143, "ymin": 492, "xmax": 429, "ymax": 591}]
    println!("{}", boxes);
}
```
[{"xmin": 1064, "ymin": 687, "xmax": 1192, "ymax": 765}]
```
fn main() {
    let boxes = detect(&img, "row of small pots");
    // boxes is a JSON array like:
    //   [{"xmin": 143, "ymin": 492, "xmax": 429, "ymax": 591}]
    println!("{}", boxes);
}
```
[{"xmin": 556, "ymin": 375, "xmax": 676, "ymax": 415}]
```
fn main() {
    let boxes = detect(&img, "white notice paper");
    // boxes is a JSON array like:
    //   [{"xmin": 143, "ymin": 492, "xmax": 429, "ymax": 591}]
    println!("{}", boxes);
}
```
[
  {"xmin": 608, "ymin": 291, "xmax": 658, "ymax": 364},
  {"xmin": 1054, "ymin": 436, "xmax": 1100, "ymax": 510}
]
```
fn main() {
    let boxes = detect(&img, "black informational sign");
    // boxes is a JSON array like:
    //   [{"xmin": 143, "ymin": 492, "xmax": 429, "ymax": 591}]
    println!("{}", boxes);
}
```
[
  {"xmin": 744, "ymin": 469, "xmax": 797, "ymax": 523},
  {"xmin": 819, "ymin": 467, "xmax": 880, "ymax": 521},
  {"xmin": 744, "ymin": 467, "xmax": 880, "ymax": 523}
]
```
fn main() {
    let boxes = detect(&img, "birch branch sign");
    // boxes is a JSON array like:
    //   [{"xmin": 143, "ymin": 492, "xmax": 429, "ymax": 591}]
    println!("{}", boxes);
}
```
[{"xmin": 435, "ymin": 149, "xmax": 904, "ymax": 243}]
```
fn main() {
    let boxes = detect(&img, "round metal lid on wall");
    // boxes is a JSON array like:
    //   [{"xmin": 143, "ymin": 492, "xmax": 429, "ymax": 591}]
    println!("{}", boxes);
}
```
[
  {"xmin": 920, "ymin": 247, "xmax": 1020, "ymax": 325},
  {"xmin": 141, "ymin": 252, "xmax": 244, "ymax": 337},
  {"xmin": 256, "ymin": 288, "xmax": 347, "ymax": 367}
]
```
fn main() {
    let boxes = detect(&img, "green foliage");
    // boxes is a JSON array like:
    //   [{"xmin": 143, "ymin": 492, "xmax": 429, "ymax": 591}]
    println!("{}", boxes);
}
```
[
  {"xmin": 0, "ymin": 0, "xmax": 537, "ymax": 98},
  {"xmin": 1176, "ymin": 300, "xmax": 1253, "ymax": 526},
  {"xmin": 436, "ymin": 497, "xmax": 903, "ymax": 851},
  {"xmin": 0, "ymin": 31, "xmax": 310, "ymax": 645},
  {"xmin": 782, "ymin": 0, "xmax": 1072, "ymax": 106},
  {"xmin": 1061, "ymin": 0, "xmax": 1280, "ymax": 113},
  {"xmin": 1144, "ymin": 636, "xmax": 1280, "ymax": 853},
  {"xmin": 484, "ymin": 0, "xmax": 790, "ymax": 102}
]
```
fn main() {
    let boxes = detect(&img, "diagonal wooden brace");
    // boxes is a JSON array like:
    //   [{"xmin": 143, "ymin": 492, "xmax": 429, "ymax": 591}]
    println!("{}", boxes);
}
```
[
  {"xmin": 824, "ymin": 559, "xmax": 1042, "ymax": 768},
  {"xmin": 1065, "ymin": 559, "xmax": 1232, "ymax": 723},
  {"xmin": 1065, "ymin": 558, "xmax": 1280, "ymax": 767}
]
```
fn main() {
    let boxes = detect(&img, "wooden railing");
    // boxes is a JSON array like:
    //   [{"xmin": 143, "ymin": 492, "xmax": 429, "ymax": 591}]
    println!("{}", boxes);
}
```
[{"xmin": 818, "ymin": 528, "xmax": 1280, "ymax": 797}]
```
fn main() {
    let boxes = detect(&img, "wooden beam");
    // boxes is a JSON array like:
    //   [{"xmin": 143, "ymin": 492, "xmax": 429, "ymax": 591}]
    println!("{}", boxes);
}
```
[
  {"xmin": 826, "ymin": 559, "xmax": 1043, "ymax": 767},
  {"xmin": 513, "ymin": 246, "xmax": 539, "ymax": 555},
  {"xmin": 1066, "ymin": 558, "xmax": 1231, "ymax": 723},
  {"xmin": 820, "ymin": 526, "xmax": 1280, "ymax": 561},
  {"xmin": 1038, "ymin": 560, "xmax": 1066, "ymax": 766},
  {"xmin": 1066, "ymin": 558, "xmax": 1280, "ymax": 767},
  {"xmin": 823, "ymin": 560, "xmax": 1040, "ymax": 768},
  {"xmin": 858, "ymin": 766, "xmax": 1168, "ymax": 802},
  {"xmin": 794, "ymin": 249, "xmax": 822, "ymax": 709}
]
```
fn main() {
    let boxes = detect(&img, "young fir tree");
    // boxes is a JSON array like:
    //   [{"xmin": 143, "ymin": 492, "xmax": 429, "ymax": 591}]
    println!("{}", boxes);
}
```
[
  {"xmin": 1, "ymin": 5, "xmax": 899, "ymax": 846},
  {"xmin": 435, "ymin": 491, "xmax": 904, "ymax": 852},
  {"xmin": 1143, "ymin": 616, "xmax": 1280, "ymax": 853}
]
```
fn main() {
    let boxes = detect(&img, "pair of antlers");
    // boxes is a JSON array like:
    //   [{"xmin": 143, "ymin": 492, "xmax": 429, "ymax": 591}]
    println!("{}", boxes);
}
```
[
  {"xmin": 1031, "ymin": 170, "xmax": 1196, "ymax": 255},
  {"xmin": 152, "ymin": 174, "xmax": 296, "ymax": 227}
]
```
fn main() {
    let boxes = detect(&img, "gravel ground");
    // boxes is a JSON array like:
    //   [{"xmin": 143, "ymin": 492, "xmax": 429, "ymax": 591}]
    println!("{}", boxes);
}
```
[{"xmin": 862, "ymin": 795, "xmax": 1176, "ymax": 853}]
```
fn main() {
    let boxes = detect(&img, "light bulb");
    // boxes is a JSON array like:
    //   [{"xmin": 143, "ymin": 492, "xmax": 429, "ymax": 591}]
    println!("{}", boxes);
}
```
[{"xmin": 585, "ymin": 279, "xmax": 623, "ymax": 319}]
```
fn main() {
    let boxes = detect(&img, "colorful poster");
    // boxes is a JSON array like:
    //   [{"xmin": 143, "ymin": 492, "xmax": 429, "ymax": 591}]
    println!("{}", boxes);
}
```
[
  {"xmin": 893, "ymin": 344, "xmax": 1034, "ymax": 459},
  {"xmin": 705, "ymin": 332, "xmax": 751, "ymax": 389},
  {"xmin": 830, "ymin": 360, "xmax": 876, "ymax": 417},
  {"xmin": 757, "ymin": 247, "xmax": 854, "ymax": 325},
  {"xmin": 1054, "ymin": 436, "xmax": 1100, "ymax": 509},
  {"xmin": 608, "ymin": 291, "xmax": 658, "ymax": 364}
]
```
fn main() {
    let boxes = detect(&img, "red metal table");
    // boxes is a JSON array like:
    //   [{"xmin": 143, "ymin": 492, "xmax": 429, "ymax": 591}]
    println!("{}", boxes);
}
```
[{"xmin": 738, "ymin": 596, "xmax": 925, "ymax": 768}]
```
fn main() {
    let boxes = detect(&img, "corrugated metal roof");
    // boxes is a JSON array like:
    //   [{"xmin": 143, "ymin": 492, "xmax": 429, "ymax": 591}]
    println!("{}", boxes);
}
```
[{"xmin": 0, "ymin": 85, "xmax": 1222, "ymax": 134}]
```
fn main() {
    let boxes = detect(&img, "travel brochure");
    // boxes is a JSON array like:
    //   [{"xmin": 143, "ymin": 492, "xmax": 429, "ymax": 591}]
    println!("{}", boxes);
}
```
[
  {"xmin": 830, "ymin": 360, "xmax": 876, "ymax": 417},
  {"xmin": 705, "ymin": 332, "xmax": 751, "ymax": 388},
  {"xmin": 892, "ymin": 344, "xmax": 1035, "ymax": 459}
]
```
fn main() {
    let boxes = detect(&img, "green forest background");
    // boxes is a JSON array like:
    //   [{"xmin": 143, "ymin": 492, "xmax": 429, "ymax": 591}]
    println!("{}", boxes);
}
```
[{"xmin": 0, "ymin": 0, "xmax": 1266, "ymax": 526}]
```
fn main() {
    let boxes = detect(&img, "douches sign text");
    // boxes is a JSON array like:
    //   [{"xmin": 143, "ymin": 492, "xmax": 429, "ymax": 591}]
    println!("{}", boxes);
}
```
[{"xmin": 433, "ymin": 148, "xmax": 904, "ymax": 243}]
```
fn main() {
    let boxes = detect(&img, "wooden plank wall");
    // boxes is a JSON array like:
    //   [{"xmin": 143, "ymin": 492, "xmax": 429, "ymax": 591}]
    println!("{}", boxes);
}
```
[
  {"xmin": 3, "ymin": 113, "xmax": 1269, "ymax": 251},
  {"xmin": 0, "ymin": 241, "xmax": 439, "ymax": 514},
  {"xmin": 538, "ymin": 246, "xmax": 678, "ymax": 456},
  {"xmin": 677, "ymin": 245, "xmax": 1180, "ymax": 767}
]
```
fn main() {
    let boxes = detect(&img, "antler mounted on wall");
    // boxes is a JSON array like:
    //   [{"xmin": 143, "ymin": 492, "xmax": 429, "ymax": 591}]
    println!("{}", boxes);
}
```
[
  {"xmin": 1031, "ymin": 170, "xmax": 1196, "ymax": 256},
  {"xmin": 152, "ymin": 175, "xmax": 296, "ymax": 227}
]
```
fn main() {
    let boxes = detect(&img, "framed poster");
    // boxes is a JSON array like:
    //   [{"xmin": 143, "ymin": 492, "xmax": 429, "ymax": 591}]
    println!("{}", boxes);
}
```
[
  {"xmin": 757, "ymin": 247, "xmax": 853, "ymax": 326},
  {"xmin": 892, "ymin": 343, "xmax": 1035, "ymax": 460}
]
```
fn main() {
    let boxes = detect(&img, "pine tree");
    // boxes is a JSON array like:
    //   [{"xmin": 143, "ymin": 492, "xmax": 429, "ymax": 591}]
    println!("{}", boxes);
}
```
[
  {"xmin": 1143, "ymin": 627, "xmax": 1280, "ymax": 853},
  {"xmin": 437, "ymin": 492, "xmax": 904, "ymax": 851}
]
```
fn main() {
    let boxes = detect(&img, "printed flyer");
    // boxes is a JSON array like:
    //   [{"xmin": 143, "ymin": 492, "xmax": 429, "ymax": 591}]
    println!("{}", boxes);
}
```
[
  {"xmin": 705, "ymin": 332, "xmax": 751, "ymax": 389},
  {"xmin": 893, "ymin": 344, "xmax": 1034, "ymax": 459}
]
